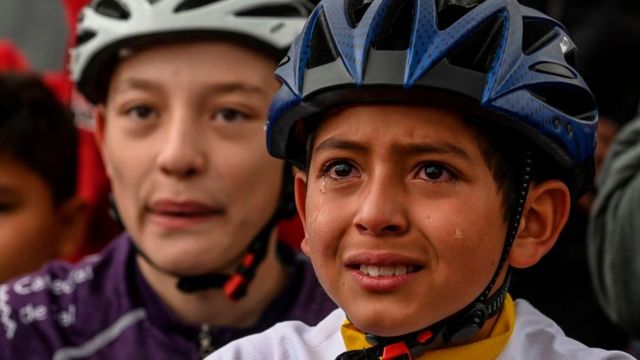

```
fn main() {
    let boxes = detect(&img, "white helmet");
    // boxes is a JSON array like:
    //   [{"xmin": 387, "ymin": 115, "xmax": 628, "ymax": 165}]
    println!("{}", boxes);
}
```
[{"xmin": 71, "ymin": 0, "xmax": 312, "ymax": 104}]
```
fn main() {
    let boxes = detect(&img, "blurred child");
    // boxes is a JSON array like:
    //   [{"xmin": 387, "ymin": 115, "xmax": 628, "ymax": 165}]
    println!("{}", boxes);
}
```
[
  {"xmin": 210, "ymin": 0, "xmax": 635, "ymax": 358},
  {"xmin": 0, "ymin": 72, "xmax": 85, "ymax": 282}
]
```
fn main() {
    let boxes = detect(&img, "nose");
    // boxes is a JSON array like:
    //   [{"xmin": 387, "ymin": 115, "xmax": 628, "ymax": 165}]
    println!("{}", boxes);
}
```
[
  {"xmin": 353, "ymin": 174, "xmax": 408, "ymax": 237},
  {"xmin": 156, "ymin": 114, "xmax": 206, "ymax": 178}
]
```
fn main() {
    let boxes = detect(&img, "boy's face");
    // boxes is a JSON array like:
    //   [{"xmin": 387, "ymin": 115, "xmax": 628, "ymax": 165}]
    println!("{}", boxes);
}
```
[
  {"xmin": 0, "ymin": 155, "xmax": 69, "ymax": 281},
  {"xmin": 97, "ymin": 41, "xmax": 283, "ymax": 275},
  {"xmin": 296, "ymin": 105, "xmax": 508, "ymax": 336}
]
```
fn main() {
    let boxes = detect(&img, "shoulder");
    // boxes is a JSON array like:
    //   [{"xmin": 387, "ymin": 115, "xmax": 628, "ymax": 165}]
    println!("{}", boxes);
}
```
[
  {"xmin": 595, "ymin": 115, "xmax": 640, "ymax": 196},
  {"xmin": 209, "ymin": 308, "xmax": 347, "ymax": 360},
  {"xmin": 499, "ymin": 299, "xmax": 634, "ymax": 360},
  {"xmin": 0, "ymin": 235, "xmax": 137, "ymax": 356}
]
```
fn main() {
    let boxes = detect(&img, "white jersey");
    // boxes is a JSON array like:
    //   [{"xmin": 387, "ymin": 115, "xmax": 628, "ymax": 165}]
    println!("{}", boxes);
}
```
[{"xmin": 208, "ymin": 299, "xmax": 634, "ymax": 359}]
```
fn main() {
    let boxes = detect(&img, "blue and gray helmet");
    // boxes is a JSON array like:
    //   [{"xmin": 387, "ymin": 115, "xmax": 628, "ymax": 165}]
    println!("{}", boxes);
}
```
[{"xmin": 266, "ymin": 0, "xmax": 598, "ymax": 197}]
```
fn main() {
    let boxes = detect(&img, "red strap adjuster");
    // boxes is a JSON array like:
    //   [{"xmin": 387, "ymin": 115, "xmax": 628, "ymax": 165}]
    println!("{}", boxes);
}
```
[
  {"xmin": 223, "ymin": 273, "xmax": 247, "ymax": 299},
  {"xmin": 381, "ymin": 342, "xmax": 412, "ymax": 360}
]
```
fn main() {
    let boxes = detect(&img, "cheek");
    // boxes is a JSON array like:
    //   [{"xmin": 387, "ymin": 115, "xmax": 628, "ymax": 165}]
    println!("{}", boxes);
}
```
[
  {"xmin": 103, "ymin": 140, "xmax": 152, "ymax": 230},
  {"xmin": 0, "ymin": 209, "xmax": 61, "ymax": 279},
  {"xmin": 415, "ymin": 190, "xmax": 505, "ymax": 269},
  {"xmin": 104, "ymin": 139, "xmax": 146, "ymax": 192},
  {"xmin": 302, "ymin": 187, "xmax": 350, "ymax": 258},
  {"xmin": 214, "ymin": 142, "xmax": 284, "ymax": 209}
]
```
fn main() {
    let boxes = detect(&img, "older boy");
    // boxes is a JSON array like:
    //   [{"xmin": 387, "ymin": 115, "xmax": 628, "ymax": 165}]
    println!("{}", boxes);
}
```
[
  {"xmin": 210, "ymin": 0, "xmax": 635, "ymax": 358},
  {"xmin": 0, "ymin": 0, "xmax": 336, "ymax": 358}
]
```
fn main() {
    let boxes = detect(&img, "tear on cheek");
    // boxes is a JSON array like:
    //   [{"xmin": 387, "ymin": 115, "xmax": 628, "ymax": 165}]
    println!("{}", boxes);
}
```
[{"xmin": 319, "ymin": 178, "xmax": 328, "ymax": 193}]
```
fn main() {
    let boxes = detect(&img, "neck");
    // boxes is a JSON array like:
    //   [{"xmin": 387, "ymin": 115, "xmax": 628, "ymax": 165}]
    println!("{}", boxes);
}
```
[{"xmin": 138, "ymin": 230, "xmax": 288, "ymax": 327}]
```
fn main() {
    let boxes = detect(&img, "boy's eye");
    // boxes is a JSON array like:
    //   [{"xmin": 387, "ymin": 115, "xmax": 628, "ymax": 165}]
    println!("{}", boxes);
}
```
[
  {"xmin": 321, "ymin": 160, "xmax": 359, "ymax": 179},
  {"xmin": 0, "ymin": 202, "xmax": 17, "ymax": 213},
  {"xmin": 213, "ymin": 108, "xmax": 250, "ymax": 123},
  {"xmin": 417, "ymin": 163, "xmax": 456, "ymax": 182},
  {"xmin": 126, "ymin": 105, "xmax": 155, "ymax": 121}
]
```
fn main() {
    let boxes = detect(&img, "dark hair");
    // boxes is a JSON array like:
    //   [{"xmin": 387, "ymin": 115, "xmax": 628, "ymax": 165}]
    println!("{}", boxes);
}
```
[
  {"xmin": 467, "ymin": 117, "xmax": 570, "ymax": 223},
  {"xmin": 0, "ymin": 72, "xmax": 78, "ymax": 205}
]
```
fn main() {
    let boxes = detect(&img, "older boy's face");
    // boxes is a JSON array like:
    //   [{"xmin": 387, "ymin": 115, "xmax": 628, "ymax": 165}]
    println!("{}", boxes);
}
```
[
  {"xmin": 98, "ymin": 41, "xmax": 283, "ymax": 276},
  {"xmin": 297, "ymin": 105, "xmax": 508, "ymax": 336}
]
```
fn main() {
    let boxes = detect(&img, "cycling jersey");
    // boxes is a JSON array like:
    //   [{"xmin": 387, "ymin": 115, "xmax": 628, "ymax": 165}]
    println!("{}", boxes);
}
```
[
  {"xmin": 207, "ymin": 298, "xmax": 635, "ymax": 360},
  {"xmin": 0, "ymin": 233, "xmax": 336, "ymax": 359}
]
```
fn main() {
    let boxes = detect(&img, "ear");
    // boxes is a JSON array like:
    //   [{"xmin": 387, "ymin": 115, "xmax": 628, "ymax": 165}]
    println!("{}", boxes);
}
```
[
  {"xmin": 94, "ymin": 105, "xmax": 113, "ymax": 177},
  {"xmin": 294, "ymin": 171, "xmax": 310, "ymax": 257},
  {"xmin": 508, "ymin": 179, "xmax": 570, "ymax": 268},
  {"xmin": 55, "ymin": 196, "xmax": 90, "ymax": 259}
]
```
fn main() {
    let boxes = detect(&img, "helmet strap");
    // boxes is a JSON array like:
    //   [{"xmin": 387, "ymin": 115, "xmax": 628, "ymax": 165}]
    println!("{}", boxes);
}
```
[
  {"xmin": 175, "ymin": 215, "xmax": 278, "ymax": 299},
  {"xmin": 335, "ymin": 151, "xmax": 533, "ymax": 360},
  {"xmin": 131, "ymin": 214, "xmax": 278, "ymax": 300}
]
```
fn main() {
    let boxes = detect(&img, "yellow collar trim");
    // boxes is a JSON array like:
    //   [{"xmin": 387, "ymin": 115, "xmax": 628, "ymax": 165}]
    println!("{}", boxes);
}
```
[{"xmin": 340, "ymin": 295, "xmax": 515, "ymax": 360}]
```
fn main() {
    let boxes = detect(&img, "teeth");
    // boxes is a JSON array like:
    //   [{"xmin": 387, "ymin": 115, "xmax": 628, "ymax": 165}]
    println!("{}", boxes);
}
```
[{"xmin": 359, "ymin": 265, "xmax": 412, "ymax": 277}]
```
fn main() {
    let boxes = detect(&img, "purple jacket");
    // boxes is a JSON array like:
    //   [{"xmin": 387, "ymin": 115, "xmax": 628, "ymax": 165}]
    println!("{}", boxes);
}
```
[{"xmin": 0, "ymin": 234, "xmax": 336, "ymax": 359}]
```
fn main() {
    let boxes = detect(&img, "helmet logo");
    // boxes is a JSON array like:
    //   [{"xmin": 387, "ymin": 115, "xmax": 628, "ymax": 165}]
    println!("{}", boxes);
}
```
[
  {"xmin": 560, "ymin": 36, "xmax": 570, "ymax": 54},
  {"xmin": 271, "ymin": 22, "xmax": 285, "ymax": 33},
  {"xmin": 278, "ymin": 55, "xmax": 291, "ymax": 68}
]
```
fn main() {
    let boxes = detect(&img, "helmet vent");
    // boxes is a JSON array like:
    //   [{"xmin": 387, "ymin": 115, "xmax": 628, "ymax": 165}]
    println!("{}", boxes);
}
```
[
  {"xmin": 530, "ymin": 85, "xmax": 597, "ymax": 121},
  {"xmin": 522, "ymin": 18, "xmax": 558, "ymax": 55},
  {"xmin": 307, "ymin": 11, "xmax": 340, "ymax": 69},
  {"xmin": 94, "ymin": 0, "xmax": 130, "ymax": 19},
  {"xmin": 447, "ymin": 14, "xmax": 503, "ymax": 73},
  {"xmin": 373, "ymin": 0, "xmax": 414, "ymax": 50},
  {"xmin": 531, "ymin": 62, "xmax": 576, "ymax": 79},
  {"xmin": 76, "ymin": 30, "xmax": 97, "ymax": 47},
  {"xmin": 175, "ymin": 0, "xmax": 223, "ymax": 13},
  {"xmin": 345, "ymin": 0, "xmax": 374, "ymax": 28},
  {"xmin": 437, "ymin": 0, "xmax": 485, "ymax": 30},
  {"xmin": 236, "ymin": 4, "xmax": 310, "ymax": 17}
]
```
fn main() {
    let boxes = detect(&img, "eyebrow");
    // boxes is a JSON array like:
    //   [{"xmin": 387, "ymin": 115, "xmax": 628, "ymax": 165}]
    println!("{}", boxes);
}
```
[
  {"xmin": 396, "ymin": 142, "xmax": 471, "ymax": 160},
  {"xmin": 313, "ymin": 137, "xmax": 368, "ymax": 155},
  {"xmin": 111, "ymin": 78, "xmax": 268, "ymax": 98},
  {"xmin": 313, "ymin": 137, "xmax": 471, "ymax": 161}
]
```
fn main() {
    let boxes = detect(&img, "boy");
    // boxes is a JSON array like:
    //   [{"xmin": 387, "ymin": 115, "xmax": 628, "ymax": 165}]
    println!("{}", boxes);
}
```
[
  {"xmin": 0, "ymin": 72, "xmax": 85, "ymax": 282},
  {"xmin": 209, "ymin": 0, "xmax": 636, "ymax": 358},
  {"xmin": 0, "ymin": 0, "xmax": 335, "ymax": 358}
]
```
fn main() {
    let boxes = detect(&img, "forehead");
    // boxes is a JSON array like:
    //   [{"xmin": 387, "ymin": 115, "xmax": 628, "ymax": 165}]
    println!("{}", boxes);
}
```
[
  {"xmin": 0, "ymin": 154, "xmax": 49, "ymax": 193},
  {"xmin": 107, "ymin": 40, "xmax": 278, "ymax": 97},
  {"xmin": 311, "ymin": 104, "xmax": 484, "ymax": 156}
]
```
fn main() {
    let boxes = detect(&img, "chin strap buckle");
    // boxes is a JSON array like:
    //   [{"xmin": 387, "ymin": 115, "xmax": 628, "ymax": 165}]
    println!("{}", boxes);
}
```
[
  {"xmin": 379, "ymin": 329, "xmax": 434, "ymax": 360},
  {"xmin": 223, "ymin": 253, "xmax": 257, "ymax": 300},
  {"xmin": 381, "ymin": 342, "xmax": 411, "ymax": 360}
]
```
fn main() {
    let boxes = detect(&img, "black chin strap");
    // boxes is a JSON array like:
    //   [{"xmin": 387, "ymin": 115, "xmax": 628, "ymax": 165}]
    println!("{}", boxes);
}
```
[
  {"xmin": 132, "ymin": 215, "xmax": 279, "ymax": 300},
  {"xmin": 336, "ymin": 152, "xmax": 533, "ymax": 360},
  {"xmin": 336, "ymin": 277, "xmax": 510, "ymax": 360}
]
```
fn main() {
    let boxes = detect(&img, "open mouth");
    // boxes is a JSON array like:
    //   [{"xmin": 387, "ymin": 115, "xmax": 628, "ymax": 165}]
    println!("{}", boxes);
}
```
[{"xmin": 348, "ymin": 264, "xmax": 423, "ymax": 277}]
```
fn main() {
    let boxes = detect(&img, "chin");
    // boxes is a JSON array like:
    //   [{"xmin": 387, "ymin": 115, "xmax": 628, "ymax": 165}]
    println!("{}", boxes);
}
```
[
  {"xmin": 346, "ymin": 306, "xmax": 429, "ymax": 337},
  {"xmin": 353, "ymin": 317, "xmax": 426, "ymax": 337},
  {"xmin": 148, "ymin": 248, "xmax": 220, "ymax": 274}
]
